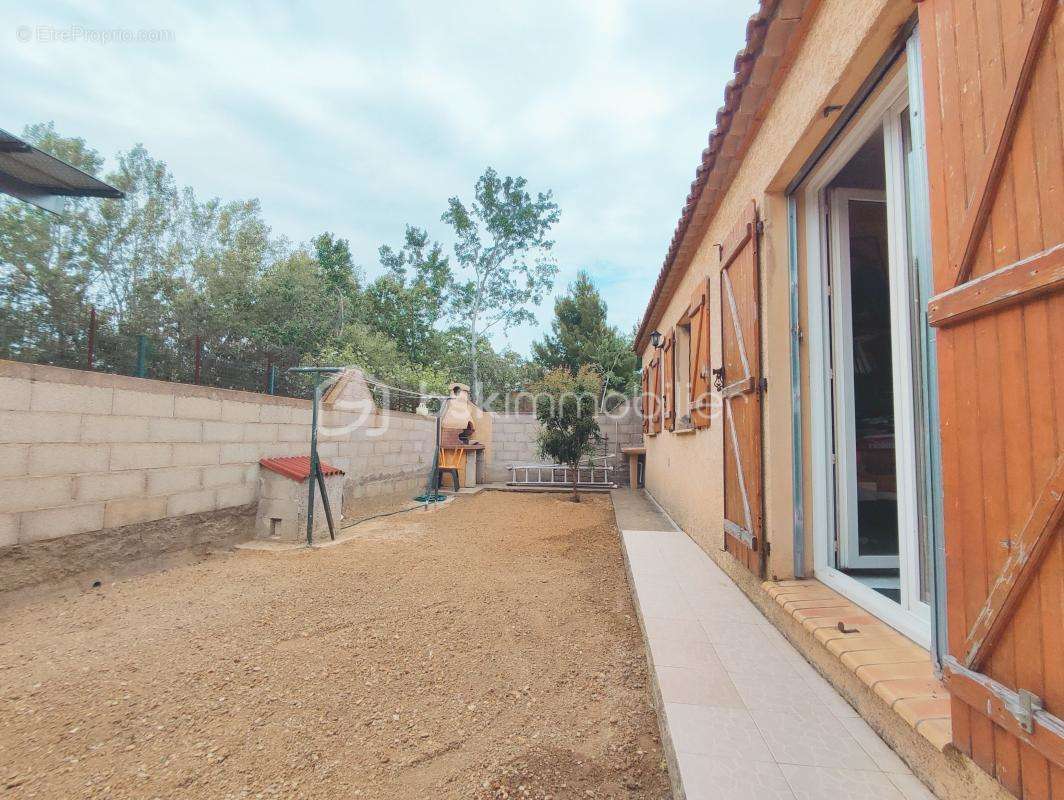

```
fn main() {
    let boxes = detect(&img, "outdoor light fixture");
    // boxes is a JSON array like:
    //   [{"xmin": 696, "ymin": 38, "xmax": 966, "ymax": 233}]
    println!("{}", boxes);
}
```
[{"xmin": 649, "ymin": 330, "xmax": 663, "ymax": 349}]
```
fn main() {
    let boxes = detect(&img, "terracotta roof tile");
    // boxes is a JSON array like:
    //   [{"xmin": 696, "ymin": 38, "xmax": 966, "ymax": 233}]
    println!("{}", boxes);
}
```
[
  {"xmin": 635, "ymin": 0, "xmax": 811, "ymax": 352},
  {"xmin": 259, "ymin": 455, "xmax": 344, "ymax": 482}
]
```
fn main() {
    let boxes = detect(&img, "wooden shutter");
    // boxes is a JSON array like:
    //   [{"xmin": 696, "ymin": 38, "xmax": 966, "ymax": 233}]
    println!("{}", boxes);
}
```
[
  {"xmin": 687, "ymin": 281, "xmax": 712, "ymax": 429},
  {"xmin": 662, "ymin": 332, "xmax": 676, "ymax": 431},
  {"xmin": 920, "ymin": 2, "xmax": 1064, "ymax": 795},
  {"xmin": 645, "ymin": 357, "xmax": 662, "ymax": 434},
  {"xmin": 641, "ymin": 365, "xmax": 651, "ymax": 434},
  {"xmin": 719, "ymin": 200, "xmax": 763, "ymax": 576}
]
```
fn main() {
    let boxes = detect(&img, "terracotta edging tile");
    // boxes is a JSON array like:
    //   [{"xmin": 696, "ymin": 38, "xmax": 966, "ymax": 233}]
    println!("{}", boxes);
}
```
[
  {"xmin": 916, "ymin": 717, "xmax": 953, "ymax": 752},
  {"xmin": 874, "ymin": 677, "xmax": 949, "ymax": 707},
  {"xmin": 855, "ymin": 661, "xmax": 935, "ymax": 688},
  {"xmin": 763, "ymin": 578, "xmax": 953, "ymax": 753},
  {"xmin": 893, "ymin": 696, "xmax": 952, "ymax": 729}
]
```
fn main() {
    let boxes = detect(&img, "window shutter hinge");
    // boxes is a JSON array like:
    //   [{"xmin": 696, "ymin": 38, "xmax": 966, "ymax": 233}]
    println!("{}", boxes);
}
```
[
  {"xmin": 755, "ymin": 219, "xmax": 765, "ymax": 235},
  {"xmin": 759, "ymin": 377, "xmax": 768, "ymax": 394},
  {"xmin": 1013, "ymin": 689, "xmax": 1043, "ymax": 734},
  {"xmin": 792, "ymin": 323, "xmax": 803, "ymax": 342}
]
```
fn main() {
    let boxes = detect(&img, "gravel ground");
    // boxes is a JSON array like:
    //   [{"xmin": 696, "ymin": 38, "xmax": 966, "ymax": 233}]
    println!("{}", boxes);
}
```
[{"xmin": 0, "ymin": 491, "xmax": 671, "ymax": 800}]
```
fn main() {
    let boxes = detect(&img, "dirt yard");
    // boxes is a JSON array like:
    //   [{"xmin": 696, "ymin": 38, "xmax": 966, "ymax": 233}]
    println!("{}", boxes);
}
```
[{"xmin": 0, "ymin": 492, "xmax": 670, "ymax": 800}]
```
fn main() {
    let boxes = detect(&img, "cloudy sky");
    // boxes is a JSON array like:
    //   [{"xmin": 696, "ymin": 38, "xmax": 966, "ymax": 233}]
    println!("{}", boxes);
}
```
[{"xmin": 4, "ymin": 1, "xmax": 753, "ymax": 354}]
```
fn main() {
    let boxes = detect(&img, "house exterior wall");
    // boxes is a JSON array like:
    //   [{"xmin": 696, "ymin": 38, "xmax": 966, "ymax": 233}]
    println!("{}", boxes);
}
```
[
  {"xmin": 639, "ymin": 0, "xmax": 913, "ymax": 580},
  {"xmin": 0, "ymin": 360, "xmax": 435, "ymax": 547}
]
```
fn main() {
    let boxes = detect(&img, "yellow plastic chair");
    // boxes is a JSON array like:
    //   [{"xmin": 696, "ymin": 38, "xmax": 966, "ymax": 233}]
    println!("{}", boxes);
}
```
[{"xmin": 438, "ymin": 448, "xmax": 463, "ymax": 490}]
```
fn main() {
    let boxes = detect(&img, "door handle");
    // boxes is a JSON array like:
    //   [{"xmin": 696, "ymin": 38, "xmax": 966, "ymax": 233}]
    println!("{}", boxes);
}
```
[{"xmin": 712, "ymin": 366, "xmax": 725, "ymax": 393}]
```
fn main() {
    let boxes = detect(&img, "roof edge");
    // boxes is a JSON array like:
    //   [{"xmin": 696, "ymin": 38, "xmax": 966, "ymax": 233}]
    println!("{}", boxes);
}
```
[{"xmin": 634, "ymin": 0, "xmax": 816, "ymax": 353}]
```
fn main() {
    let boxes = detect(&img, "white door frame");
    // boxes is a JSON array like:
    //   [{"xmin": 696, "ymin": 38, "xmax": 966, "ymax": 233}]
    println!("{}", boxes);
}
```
[
  {"xmin": 827, "ymin": 187, "xmax": 900, "ymax": 570},
  {"xmin": 802, "ymin": 65, "xmax": 931, "ymax": 648}
]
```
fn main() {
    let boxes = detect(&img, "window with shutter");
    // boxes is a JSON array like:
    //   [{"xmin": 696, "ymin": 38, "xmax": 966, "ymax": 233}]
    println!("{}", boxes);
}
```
[
  {"xmin": 662, "ymin": 332, "xmax": 676, "ymax": 432},
  {"xmin": 686, "ymin": 281, "xmax": 712, "ymax": 429}
]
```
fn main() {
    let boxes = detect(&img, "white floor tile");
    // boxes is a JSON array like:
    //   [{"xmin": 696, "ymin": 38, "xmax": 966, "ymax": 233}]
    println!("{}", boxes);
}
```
[
  {"xmin": 665, "ymin": 702, "xmax": 775, "ymax": 762},
  {"xmin": 730, "ymin": 672, "xmax": 838, "ymax": 717},
  {"xmin": 656, "ymin": 664, "xmax": 744, "ymax": 708},
  {"xmin": 780, "ymin": 764, "xmax": 906, "ymax": 800},
  {"xmin": 751, "ymin": 709, "xmax": 879, "ymax": 770},
  {"xmin": 887, "ymin": 773, "xmax": 938, "ymax": 800},
  {"xmin": 649, "ymin": 637, "xmax": 723, "ymax": 671},
  {"xmin": 841, "ymin": 718, "xmax": 912, "ymax": 774},
  {"xmin": 677, "ymin": 753, "xmax": 796, "ymax": 800},
  {"xmin": 642, "ymin": 615, "xmax": 708, "ymax": 644}
]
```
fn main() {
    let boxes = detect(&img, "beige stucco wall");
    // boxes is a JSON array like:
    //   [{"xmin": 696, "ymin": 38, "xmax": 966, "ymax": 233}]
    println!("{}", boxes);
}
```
[
  {"xmin": 641, "ymin": 0, "xmax": 914, "ymax": 578},
  {"xmin": 0, "ymin": 361, "xmax": 435, "ymax": 546}
]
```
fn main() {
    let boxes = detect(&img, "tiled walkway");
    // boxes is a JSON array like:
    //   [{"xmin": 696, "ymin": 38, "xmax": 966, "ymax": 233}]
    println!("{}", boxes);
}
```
[{"xmin": 613, "ymin": 492, "xmax": 937, "ymax": 800}]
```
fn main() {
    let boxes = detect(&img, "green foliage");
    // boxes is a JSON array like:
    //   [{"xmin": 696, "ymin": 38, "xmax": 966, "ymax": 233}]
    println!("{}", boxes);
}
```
[
  {"xmin": 442, "ymin": 167, "xmax": 560, "ymax": 400},
  {"xmin": 532, "ymin": 270, "xmax": 638, "ymax": 397},
  {"xmin": 0, "ymin": 125, "xmax": 550, "ymax": 403},
  {"xmin": 532, "ymin": 366, "xmax": 603, "ymax": 501}
]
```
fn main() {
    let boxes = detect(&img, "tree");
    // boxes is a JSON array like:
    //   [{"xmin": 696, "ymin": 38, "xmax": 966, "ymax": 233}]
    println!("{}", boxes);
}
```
[
  {"xmin": 532, "ymin": 270, "xmax": 639, "ymax": 398},
  {"xmin": 532, "ymin": 366, "xmax": 602, "ymax": 502},
  {"xmin": 442, "ymin": 167, "xmax": 560, "ymax": 402}
]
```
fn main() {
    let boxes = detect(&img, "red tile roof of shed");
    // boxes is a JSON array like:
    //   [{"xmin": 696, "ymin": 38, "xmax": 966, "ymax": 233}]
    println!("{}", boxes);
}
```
[{"xmin": 259, "ymin": 456, "xmax": 345, "ymax": 482}]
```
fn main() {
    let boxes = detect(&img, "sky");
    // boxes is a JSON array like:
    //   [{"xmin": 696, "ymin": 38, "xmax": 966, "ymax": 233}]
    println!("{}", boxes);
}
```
[{"xmin": 3, "ymin": 1, "xmax": 754, "ymax": 355}]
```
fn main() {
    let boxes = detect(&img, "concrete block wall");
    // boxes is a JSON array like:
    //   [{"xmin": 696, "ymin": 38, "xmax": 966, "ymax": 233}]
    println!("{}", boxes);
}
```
[
  {"xmin": 0, "ymin": 361, "xmax": 435, "ymax": 547},
  {"xmin": 484, "ymin": 402, "xmax": 643, "ymax": 486}
]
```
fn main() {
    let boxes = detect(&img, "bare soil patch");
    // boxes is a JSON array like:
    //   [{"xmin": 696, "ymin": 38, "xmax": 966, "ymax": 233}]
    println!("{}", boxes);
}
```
[{"xmin": 0, "ymin": 492, "xmax": 670, "ymax": 799}]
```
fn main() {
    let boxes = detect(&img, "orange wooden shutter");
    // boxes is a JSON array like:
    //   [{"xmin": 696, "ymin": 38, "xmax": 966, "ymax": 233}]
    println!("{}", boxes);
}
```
[
  {"xmin": 643, "ymin": 357, "xmax": 661, "ymax": 434},
  {"xmin": 920, "ymin": 2, "xmax": 1064, "ymax": 794},
  {"xmin": 687, "ymin": 281, "xmax": 712, "ymax": 429},
  {"xmin": 719, "ymin": 200, "xmax": 762, "ymax": 576},
  {"xmin": 662, "ymin": 332, "xmax": 676, "ymax": 431},
  {"xmin": 641, "ymin": 365, "xmax": 651, "ymax": 434}
]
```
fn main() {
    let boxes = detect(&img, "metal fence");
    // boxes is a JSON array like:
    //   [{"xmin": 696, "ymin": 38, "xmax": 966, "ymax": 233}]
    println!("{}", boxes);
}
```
[{"xmin": 0, "ymin": 303, "xmax": 313, "ymax": 399}]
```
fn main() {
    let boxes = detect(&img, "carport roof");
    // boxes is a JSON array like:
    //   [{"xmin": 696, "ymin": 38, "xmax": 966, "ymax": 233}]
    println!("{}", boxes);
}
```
[{"xmin": 0, "ymin": 127, "xmax": 124, "ymax": 213}]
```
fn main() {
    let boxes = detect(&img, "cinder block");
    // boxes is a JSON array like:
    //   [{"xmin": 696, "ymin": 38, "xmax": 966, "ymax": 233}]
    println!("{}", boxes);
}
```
[
  {"xmin": 174, "ymin": 395, "xmax": 222, "ymax": 420},
  {"xmin": 258, "ymin": 404, "xmax": 291, "ymax": 424},
  {"xmin": 221, "ymin": 400, "xmax": 260, "ymax": 423},
  {"xmin": 29, "ymin": 443, "xmax": 110, "ymax": 475},
  {"xmin": 217, "ymin": 483, "xmax": 256, "ymax": 507},
  {"xmin": 113, "ymin": 389, "xmax": 174, "ymax": 417},
  {"xmin": 290, "ymin": 407, "xmax": 313, "ymax": 425},
  {"xmin": 146, "ymin": 466, "xmax": 202, "ymax": 495},
  {"xmin": 0, "ymin": 475, "xmax": 74, "ymax": 513},
  {"xmin": 171, "ymin": 443, "xmax": 221, "ymax": 466},
  {"xmin": 167, "ymin": 488, "xmax": 216, "ymax": 517},
  {"xmin": 203, "ymin": 464, "xmax": 246, "ymax": 487},
  {"xmin": 220, "ymin": 443, "xmax": 262, "ymax": 464},
  {"xmin": 104, "ymin": 495, "xmax": 168, "ymax": 528},
  {"xmin": 149, "ymin": 417, "xmax": 203, "ymax": 443},
  {"xmin": 0, "ymin": 411, "xmax": 82, "ymax": 444},
  {"xmin": 0, "ymin": 377, "xmax": 31, "ymax": 411},
  {"xmin": 81, "ymin": 414, "xmax": 150, "ymax": 443},
  {"xmin": 202, "ymin": 420, "xmax": 244, "ymax": 442},
  {"xmin": 243, "ymin": 423, "xmax": 278, "ymax": 443},
  {"xmin": 277, "ymin": 423, "xmax": 308, "ymax": 443},
  {"xmin": 76, "ymin": 471, "xmax": 145, "ymax": 501},
  {"xmin": 110, "ymin": 443, "xmax": 172, "ymax": 471},
  {"xmin": 30, "ymin": 382, "xmax": 113, "ymax": 414},
  {"xmin": 20, "ymin": 502, "xmax": 105, "ymax": 543},
  {"xmin": 0, "ymin": 444, "xmax": 29, "ymax": 477},
  {"xmin": 0, "ymin": 513, "xmax": 18, "ymax": 546}
]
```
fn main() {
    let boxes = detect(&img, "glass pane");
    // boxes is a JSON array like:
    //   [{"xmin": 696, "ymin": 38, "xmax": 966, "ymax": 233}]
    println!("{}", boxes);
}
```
[{"xmin": 846, "ymin": 199, "xmax": 900, "ymax": 569}]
